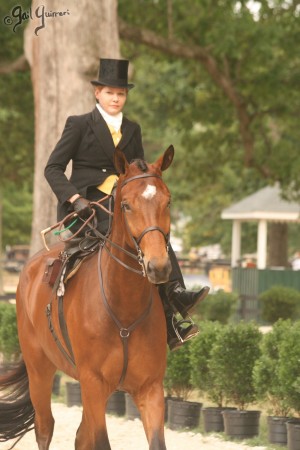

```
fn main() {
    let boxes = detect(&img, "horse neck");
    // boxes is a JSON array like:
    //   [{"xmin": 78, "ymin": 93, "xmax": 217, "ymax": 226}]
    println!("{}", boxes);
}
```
[{"xmin": 100, "ymin": 238, "xmax": 153, "ymax": 317}]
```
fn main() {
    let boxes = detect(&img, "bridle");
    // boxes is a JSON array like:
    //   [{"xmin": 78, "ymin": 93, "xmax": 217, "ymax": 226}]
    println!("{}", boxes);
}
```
[
  {"xmin": 101, "ymin": 172, "xmax": 170, "ymax": 277},
  {"xmin": 97, "ymin": 172, "xmax": 171, "ymax": 388}
]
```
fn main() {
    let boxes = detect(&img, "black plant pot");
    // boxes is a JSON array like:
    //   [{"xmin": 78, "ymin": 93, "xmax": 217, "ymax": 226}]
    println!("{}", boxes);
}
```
[
  {"xmin": 0, "ymin": 362, "xmax": 17, "ymax": 375},
  {"xmin": 66, "ymin": 381, "xmax": 82, "ymax": 407},
  {"xmin": 268, "ymin": 416, "xmax": 290, "ymax": 446},
  {"xmin": 106, "ymin": 391, "xmax": 125, "ymax": 416},
  {"xmin": 287, "ymin": 419, "xmax": 300, "ymax": 450},
  {"xmin": 167, "ymin": 399, "xmax": 202, "ymax": 430},
  {"xmin": 222, "ymin": 410, "xmax": 260, "ymax": 439},
  {"xmin": 202, "ymin": 407, "xmax": 236, "ymax": 433},
  {"xmin": 52, "ymin": 373, "xmax": 61, "ymax": 396},
  {"xmin": 164, "ymin": 396, "xmax": 183, "ymax": 423},
  {"xmin": 125, "ymin": 393, "xmax": 141, "ymax": 420}
]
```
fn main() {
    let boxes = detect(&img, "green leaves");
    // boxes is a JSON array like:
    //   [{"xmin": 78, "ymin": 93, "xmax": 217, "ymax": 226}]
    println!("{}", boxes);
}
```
[
  {"xmin": 209, "ymin": 322, "xmax": 262, "ymax": 410},
  {"xmin": 120, "ymin": 0, "xmax": 300, "ymax": 250},
  {"xmin": 0, "ymin": 303, "xmax": 20, "ymax": 362}
]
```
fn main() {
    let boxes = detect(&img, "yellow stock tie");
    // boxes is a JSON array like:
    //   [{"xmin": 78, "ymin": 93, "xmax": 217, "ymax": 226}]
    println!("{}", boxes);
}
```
[{"xmin": 97, "ymin": 125, "xmax": 122, "ymax": 194}]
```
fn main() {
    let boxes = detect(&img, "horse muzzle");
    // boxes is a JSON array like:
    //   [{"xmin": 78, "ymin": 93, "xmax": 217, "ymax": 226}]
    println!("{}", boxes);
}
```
[{"xmin": 145, "ymin": 256, "xmax": 172, "ymax": 284}]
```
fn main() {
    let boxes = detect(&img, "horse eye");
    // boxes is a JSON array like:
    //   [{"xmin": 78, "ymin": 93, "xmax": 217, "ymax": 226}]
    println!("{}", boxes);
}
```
[
  {"xmin": 167, "ymin": 200, "xmax": 171, "ymax": 208},
  {"xmin": 121, "ymin": 202, "xmax": 131, "ymax": 212}
]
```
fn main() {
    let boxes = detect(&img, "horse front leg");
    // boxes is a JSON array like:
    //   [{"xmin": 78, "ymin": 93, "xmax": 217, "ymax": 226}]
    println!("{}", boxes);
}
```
[
  {"xmin": 135, "ymin": 383, "xmax": 167, "ymax": 450},
  {"xmin": 75, "ymin": 376, "xmax": 111, "ymax": 450}
]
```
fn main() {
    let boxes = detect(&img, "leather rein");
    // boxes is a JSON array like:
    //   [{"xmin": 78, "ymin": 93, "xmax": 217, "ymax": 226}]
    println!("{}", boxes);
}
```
[{"xmin": 97, "ymin": 172, "xmax": 170, "ymax": 388}]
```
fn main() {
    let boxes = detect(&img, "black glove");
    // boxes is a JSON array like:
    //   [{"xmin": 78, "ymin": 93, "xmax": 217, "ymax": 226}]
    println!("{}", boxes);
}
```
[{"xmin": 72, "ymin": 197, "xmax": 93, "ymax": 219}]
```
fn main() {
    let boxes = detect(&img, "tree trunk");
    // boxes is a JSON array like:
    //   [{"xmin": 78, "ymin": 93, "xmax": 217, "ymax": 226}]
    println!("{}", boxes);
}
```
[
  {"xmin": 25, "ymin": 0, "xmax": 120, "ymax": 255},
  {"xmin": 267, "ymin": 222, "xmax": 288, "ymax": 267}
]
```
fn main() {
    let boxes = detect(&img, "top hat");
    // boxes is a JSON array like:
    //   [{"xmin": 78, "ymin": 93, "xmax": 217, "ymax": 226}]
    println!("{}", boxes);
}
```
[{"xmin": 91, "ymin": 58, "xmax": 134, "ymax": 90}]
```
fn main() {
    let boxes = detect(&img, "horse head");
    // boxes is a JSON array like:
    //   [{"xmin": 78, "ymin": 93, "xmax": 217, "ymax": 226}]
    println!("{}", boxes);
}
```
[{"xmin": 113, "ymin": 146, "xmax": 174, "ymax": 284}]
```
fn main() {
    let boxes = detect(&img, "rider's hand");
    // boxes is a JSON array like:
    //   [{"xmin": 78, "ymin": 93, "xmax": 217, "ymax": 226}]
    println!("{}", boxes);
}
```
[{"xmin": 72, "ymin": 197, "xmax": 93, "ymax": 219}]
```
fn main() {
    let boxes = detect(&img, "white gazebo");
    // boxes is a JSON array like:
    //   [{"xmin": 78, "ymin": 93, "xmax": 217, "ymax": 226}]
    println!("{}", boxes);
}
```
[{"xmin": 221, "ymin": 184, "xmax": 300, "ymax": 269}]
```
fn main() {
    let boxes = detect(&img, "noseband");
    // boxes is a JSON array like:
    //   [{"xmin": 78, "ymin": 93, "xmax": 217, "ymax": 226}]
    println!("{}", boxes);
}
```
[{"xmin": 120, "ymin": 173, "xmax": 170, "ymax": 277}]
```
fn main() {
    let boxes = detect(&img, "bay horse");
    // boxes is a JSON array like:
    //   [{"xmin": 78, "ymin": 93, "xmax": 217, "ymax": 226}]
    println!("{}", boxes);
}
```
[{"xmin": 0, "ymin": 146, "xmax": 175, "ymax": 450}]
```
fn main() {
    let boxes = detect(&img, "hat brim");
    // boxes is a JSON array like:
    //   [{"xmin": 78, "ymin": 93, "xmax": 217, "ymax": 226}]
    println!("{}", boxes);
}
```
[{"xmin": 91, "ymin": 80, "xmax": 134, "ymax": 90}]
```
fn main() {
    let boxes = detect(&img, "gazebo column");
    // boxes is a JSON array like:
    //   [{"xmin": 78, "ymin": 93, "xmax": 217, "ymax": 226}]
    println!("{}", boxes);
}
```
[
  {"xmin": 257, "ymin": 219, "xmax": 267, "ymax": 269},
  {"xmin": 231, "ymin": 220, "xmax": 241, "ymax": 267}
]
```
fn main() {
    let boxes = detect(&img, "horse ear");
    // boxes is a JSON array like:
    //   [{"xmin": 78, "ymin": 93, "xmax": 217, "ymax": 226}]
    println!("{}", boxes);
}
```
[
  {"xmin": 114, "ymin": 148, "xmax": 129, "ymax": 174},
  {"xmin": 160, "ymin": 145, "xmax": 174, "ymax": 171}
]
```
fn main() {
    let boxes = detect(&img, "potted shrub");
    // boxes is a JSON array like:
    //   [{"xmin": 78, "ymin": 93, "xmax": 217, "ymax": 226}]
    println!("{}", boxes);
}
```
[
  {"xmin": 253, "ymin": 319, "xmax": 291, "ymax": 446},
  {"xmin": 258, "ymin": 285, "xmax": 300, "ymax": 324},
  {"xmin": 190, "ymin": 321, "xmax": 233, "ymax": 432},
  {"xmin": 0, "ymin": 303, "xmax": 21, "ymax": 366},
  {"xmin": 277, "ymin": 321, "xmax": 300, "ymax": 450},
  {"xmin": 164, "ymin": 341, "xmax": 202, "ymax": 430},
  {"xmin": 209, "ymin": 322, "xmax": 262, "ymax": 439},
  {"xmin": 197, "ymin": 290, "xmax": 238, "ymax": 324}
]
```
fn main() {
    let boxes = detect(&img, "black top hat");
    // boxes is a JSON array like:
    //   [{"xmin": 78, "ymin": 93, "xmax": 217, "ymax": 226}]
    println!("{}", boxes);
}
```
[{"xmin": 91, "ymin": 58, "xmax": 134, "ymax": 90}]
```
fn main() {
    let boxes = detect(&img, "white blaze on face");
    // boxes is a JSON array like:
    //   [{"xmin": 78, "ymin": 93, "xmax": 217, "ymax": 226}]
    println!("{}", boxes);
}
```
[{"xmin": 142, "ymin": 184, "xmax": 157, "ymax": 200}]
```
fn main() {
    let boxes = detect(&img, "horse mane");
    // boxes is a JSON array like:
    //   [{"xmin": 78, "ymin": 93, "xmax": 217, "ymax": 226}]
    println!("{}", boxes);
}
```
[{"xmin": 131, "ymin": 159, "xmax": 149, "ymax": 172}]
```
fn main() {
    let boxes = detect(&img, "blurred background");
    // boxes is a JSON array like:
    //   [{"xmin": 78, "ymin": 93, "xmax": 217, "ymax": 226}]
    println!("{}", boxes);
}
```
[{"xmin": 0, "ymin": 0, "xmax": 300, "ymax": 321}]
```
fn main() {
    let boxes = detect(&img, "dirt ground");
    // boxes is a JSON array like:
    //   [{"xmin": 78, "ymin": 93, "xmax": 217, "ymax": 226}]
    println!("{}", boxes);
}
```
[{"xmin": 0, "ymin": 402, "xmax": 269, "ymax": 450}]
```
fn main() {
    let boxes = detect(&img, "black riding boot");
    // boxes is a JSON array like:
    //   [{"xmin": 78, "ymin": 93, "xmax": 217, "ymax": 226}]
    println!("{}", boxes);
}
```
[
  {"xmin": 165, "ymin": 246, "xmax": 210, "ymax": 318},
  {"xmin": 164, "ymin": 303, "xmax": 199, "ymax": 351},
  {"xmin": 164, "ymin": 280, "xmax": 210, "ymax": 319}
]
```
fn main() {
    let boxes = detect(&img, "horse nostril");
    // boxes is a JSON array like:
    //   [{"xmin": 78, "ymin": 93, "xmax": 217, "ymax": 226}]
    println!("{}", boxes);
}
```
[
  {"xmin": 147, "ymin": 258, "xmax": 171, "ymax": 283},
  {"xmin": 147, "ymin": 260, "xmax": 156, "ymax": 275}
]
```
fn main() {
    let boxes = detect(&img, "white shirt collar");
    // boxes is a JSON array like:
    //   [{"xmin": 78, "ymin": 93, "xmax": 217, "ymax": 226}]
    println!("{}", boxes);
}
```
[{"xmin": 96, "ymin": 104, "xmax": 123, "ymax": 132}]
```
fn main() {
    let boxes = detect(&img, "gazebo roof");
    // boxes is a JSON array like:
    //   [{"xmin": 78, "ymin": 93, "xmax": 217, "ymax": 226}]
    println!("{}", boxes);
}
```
[{"xmin": 221, "ymin": 184, "xmax": 300, "ymax": 222}]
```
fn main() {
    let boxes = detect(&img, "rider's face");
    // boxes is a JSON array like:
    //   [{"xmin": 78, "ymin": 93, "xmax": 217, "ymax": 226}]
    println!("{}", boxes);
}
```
[{"xmin": 95, "ymin": 86, "xmax": 127, "ymax": 115}]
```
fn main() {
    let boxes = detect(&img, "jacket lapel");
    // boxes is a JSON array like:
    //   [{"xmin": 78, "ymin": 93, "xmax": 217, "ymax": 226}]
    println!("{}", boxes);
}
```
[
  {"xmin": 89, "ymin": 108, "xmax": 115, "ymax": 162},
  {"xmin": 118, "ymin": 117, "xmax": 136, "ymax": 150},
  {"xmin": 88, "ymin": 108, "xmax": 136, "ymax": 162}
]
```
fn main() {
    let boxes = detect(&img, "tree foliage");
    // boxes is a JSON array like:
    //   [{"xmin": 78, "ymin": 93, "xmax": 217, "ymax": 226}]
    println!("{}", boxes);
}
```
[
  {"xmin": 0, "ymin": 0, "xmax": 299, "ymax": 252},
  {"xmin": 0, "ymin": 0, "xmax": 34, "ymax": 248},
  {"xmin": 119, "ymin": 0, "xmax": 300, "ymax": 250},
  {"xmin": 0, "ymin": 0, "xmax": 34, "ymax": 184}
]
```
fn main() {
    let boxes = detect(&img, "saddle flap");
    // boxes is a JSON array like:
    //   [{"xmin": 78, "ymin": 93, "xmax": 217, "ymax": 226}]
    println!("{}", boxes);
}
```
[{"xmin": 42, "ymin": 258, "xmax": 63, "ymax": 286}]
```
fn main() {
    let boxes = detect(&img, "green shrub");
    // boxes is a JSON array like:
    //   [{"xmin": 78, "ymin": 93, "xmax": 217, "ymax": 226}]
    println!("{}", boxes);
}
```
[
  {"xmin": 253, "ymin": 319, "xmax": 291, "ymax": 416},
  {"xmin": 277, "ymin": 321, "xmax": 300, "ymax": 415},
  {"xmin": 0, "ymin": 303, "xmax": 20, "ymax": 362},
  {"xmin": 164, "ymin": 341, "xmax": 193, "ymax": 400},
  {"xmin": 258, "ymin": 285, "xmax": 300, "ymax": 324},
  {"xmin": 209, "ymin": 322, "xmax": 262, "ymax": 410},
  {"xmin": 197, "ymin": 290, "xmax": 237, "ymax": 324},
  {"xmin": 190, "ymin": 321, "xmax": 224, "ymax": 406}
]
